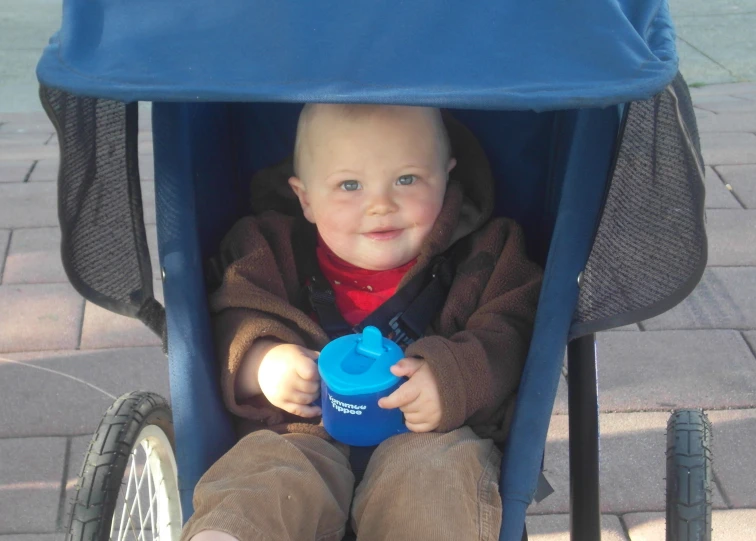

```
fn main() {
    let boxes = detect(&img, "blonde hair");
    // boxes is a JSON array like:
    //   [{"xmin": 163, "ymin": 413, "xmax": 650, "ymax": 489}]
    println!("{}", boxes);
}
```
[{"xmin": 292, "ymin": 103, "xmax": 451, "ymax": 178}]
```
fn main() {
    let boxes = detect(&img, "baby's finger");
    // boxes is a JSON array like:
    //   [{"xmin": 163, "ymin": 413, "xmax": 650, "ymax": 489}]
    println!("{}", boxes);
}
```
[
  {"xmin": 378, "ymin": 382, "xmax": 420, "ymax": 410},
  {"xmin": 288, "ymin": 390, "xmax": 319, "ymax": 405},
  {"xmin": 294, "ymin": 378, "xmax": 320, "ymax": 394},
  {"xmin": 389, "ymin": 358, "xmax": 423, "ymax": 378},
  {"xmin": 286, "ymin": 403, "xmax": 322, "ymax": 418},
  {"xmin": 295, "ymin": 357, "xmax": 320, "ymax": 381},
  {"xmin": 398, "ymin": 401, "xmax": 423, "ymax": 414},
  {"xmin": 405, "ymin": 420, "xmax": 435, "ymax": 433}
]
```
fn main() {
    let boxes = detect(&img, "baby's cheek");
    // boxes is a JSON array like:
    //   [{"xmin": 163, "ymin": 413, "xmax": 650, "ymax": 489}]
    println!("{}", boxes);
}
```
[
  {"xmin": 410, "ymin": 193, "xmax": 444, "ymax": 224},
  {"xmin": 316, "ymin": 206, "xmax": 354, "ymax": 236}
]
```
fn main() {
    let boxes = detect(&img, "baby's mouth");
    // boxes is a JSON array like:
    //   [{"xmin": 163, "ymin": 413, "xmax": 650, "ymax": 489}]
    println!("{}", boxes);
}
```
[{"xmin": 364, "ymin": 228, "xmax": 402, "ymax": 241}]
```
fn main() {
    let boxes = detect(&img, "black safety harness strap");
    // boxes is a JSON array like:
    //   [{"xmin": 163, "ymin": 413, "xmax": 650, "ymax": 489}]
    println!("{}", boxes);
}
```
[
  {"xmin": 294, "ymin": 217, "xmax": 455, "ymax": 345},
  {"xmin": 309, "ymin": 254, "xmax": 454, "ymax": 345}
]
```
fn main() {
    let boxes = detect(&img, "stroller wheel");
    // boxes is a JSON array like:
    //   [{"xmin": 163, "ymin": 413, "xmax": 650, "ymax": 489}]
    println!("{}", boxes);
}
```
[
  {"xmin": 665, "ymin": 409, "xmax": 712, "ymax": 541},
  {"xmin": 67, "ymin": 391, "xmax": 182, "ymax": 541}
]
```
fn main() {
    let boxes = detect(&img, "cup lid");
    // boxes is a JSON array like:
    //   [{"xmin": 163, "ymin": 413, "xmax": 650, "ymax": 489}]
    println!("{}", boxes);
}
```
[{"xmin": 318, "ymin": 327, "xmax": 404, "ymax": 396}]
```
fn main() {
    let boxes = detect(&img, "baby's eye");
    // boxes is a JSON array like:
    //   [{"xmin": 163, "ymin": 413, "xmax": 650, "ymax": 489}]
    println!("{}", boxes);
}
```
[
  {"xmin": 396, "ymin": 175, "xmax": 416, "ymax": 186},
  {"xmin": 339, "ymin": 180, "xmax": 361, "ymax": 191}
]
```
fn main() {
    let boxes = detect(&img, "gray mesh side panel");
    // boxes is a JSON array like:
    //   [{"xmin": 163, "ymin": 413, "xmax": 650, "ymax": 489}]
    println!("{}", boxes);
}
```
[
  {"xmin": 40, "ymin": 86, "xmax": 159, "ymax": 327},
  {"xmin": 570, "ymin": 73, "xmax": 707, "ymax": 337}
]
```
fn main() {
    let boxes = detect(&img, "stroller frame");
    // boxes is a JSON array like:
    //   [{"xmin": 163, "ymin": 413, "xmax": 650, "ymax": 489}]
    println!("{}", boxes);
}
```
[
  {"xmin": 42, "ymin": 80, "xmax": 707, "ymax": 540},
  {"xmin": 36, "ymin": 2, "xmax": 709, "ymax": 538}
]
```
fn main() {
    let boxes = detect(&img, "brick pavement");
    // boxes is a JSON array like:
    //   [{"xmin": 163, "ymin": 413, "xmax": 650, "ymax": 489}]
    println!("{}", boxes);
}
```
[{"xmin": 1, "ymin": 87, "xmax": 755, "ymax": 540}]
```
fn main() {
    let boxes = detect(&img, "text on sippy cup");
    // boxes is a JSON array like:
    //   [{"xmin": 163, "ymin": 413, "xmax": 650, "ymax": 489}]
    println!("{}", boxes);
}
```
[{"xmin": 329, "ymin": 395, "xmax": 367, "ymax": 415}]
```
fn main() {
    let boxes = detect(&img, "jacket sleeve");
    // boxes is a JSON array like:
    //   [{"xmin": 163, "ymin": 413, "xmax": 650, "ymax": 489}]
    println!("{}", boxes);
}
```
[
  {"xmin": 405, "ymin": 218, "xmax": 542, "ymax": 433},
  {"xmin": 208, "ymin": 214, "xmax": 329, "ymax": 424}
]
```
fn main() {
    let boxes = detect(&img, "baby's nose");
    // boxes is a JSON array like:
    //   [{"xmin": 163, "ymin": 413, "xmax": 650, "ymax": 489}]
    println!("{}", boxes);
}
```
[{"xmin": 367, "ymin": 195, "xmax": 398, "ymax": 215}]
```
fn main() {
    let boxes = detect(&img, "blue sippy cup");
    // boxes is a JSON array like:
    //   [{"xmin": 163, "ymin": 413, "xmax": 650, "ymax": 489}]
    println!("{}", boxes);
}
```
[{"xmin": 318, "ymin": 326, "xmax": 409, "ymax": 446}]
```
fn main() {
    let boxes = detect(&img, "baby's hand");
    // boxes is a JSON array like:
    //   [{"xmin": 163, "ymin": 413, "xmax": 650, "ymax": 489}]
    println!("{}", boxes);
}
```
[
  {"xmin": 377, "ymin": 358, "xmax": 442, "ymax": 433},
  {"xmin": 257, "ymin": 344, "xmax": 322, "ymax": 418}
]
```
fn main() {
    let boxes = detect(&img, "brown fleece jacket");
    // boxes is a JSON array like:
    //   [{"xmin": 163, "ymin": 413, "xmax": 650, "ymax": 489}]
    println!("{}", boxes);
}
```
[{"xmin": 209, "ymin": 115, "xmax": 543, "ymax": 444}]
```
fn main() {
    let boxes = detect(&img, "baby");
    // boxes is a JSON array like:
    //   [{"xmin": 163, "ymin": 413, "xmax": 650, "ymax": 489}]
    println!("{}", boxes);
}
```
[{"xmin": 184, "ymin": 104, "xmax": 542, "ymax": 541}]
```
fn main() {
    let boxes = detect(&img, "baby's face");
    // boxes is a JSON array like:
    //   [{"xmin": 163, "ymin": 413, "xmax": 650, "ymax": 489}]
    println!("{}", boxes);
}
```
[{"xmin": 289, "ymin": 106, "xmax": 455, "ymax": 271}]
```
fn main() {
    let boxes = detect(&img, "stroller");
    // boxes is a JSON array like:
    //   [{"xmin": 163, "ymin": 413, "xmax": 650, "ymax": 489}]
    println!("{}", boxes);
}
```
[{"xmin": 36, "ymin": 1, "xmax": 710, "ymax": 540}]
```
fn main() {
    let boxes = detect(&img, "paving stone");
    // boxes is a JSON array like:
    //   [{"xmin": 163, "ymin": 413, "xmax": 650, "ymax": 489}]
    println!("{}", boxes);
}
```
[
  {"xmin": 691, "ymin": 95, "xmax": 756, "ymax": 114},
  {"xmin": 642, "ymin": 267, "xmax": 756, "ymax": 330},
  {"xmin": 552, "ymin": 373, "xmax": 568, "ymax": 415},
  {"xmin": 743, "ymin": 331, "xmax": 756, "ymax": 354},
  {"xmin": 0, "ymin": 437, "xmax": 66, "ymax": 533},
  {"xmin": 0, "ymin": 183, "xmax": 58, "ymax": 228},
  {"xmin": 0, "ymin": 132, "xmax": 50, "ymax": 146},
  {"xmin": 624, "ymin": 509, "xmax": 756, "ymax": 541},
  {"xmin": 697, "ymin": 112, "xmax": 756, "ymax": 133},
  {"xmin": 0, "ymin": 120, "xmax": 55, "ymax": 136},
  {"xmin": 690, "ymin": 82, "xmax": 756, "ymax": 97},
  {"xmin": 524, "ymin": 514, "xmax": 628, "ymax": 540},
  {"xmin": 704, "ymin": 166, "xmax": 741, "ymax": 209},
  {"xmin": 672, "ymin": 11, "xmax": 756, "ymax": 83},
  {"xmin": 0, "ymin": 347, "xmax": 170, "ymax": 438},
  {"xmin": 701, "ymin": 132, "xmax": 756, "ymax": 166},
  {"xmin": 2, "ymin": 227, "xmax": 67, "ymax": 284},
  {"xmin": 0, "ymin": 230, "xmax": 9, "ymax": 278},
  {"xmin": 0, "ymin": 143, "xmax": 59, "ymax": 161},
  {"xmin": 27, "ymin": 158, "xmax": 59, "ymax": 182},
  {"xmin": 707, "ymin": 409, "xmax": 756, "ymax": 508},
  {"xmin": 709, "ymin": 509, "xmax": 756, "ymax": 540},
  {"xmin": 622, "ymin": 512, "xmax": 664, "ymax": 541},
  {"xmin": 0, "ymin": 112, "xmax": 54, "ymax": 127},
  {"xmin": 528, "ymin": 413, "xmax": 726, "ymax": 515},
  {"xmin": 80, "ymin": 292, "xmax": 163, "ymax": 349},
  {"xmin": 693, "ymin": 107, "xmax": 717, "ymax": 124},
  {"xmin": 63, "ymin": 435, "xmax": 93, "ymax": 529},
  {"xmin": 705, "ymin": 210, "xmax": 756, "ymax": 266},
  {"xmin": 676, "ymin": 40, "xmax": 735, "ymax": 86},
  {"xmin": 0, "ymin": 283, "xmax": 84, "ymax": 353},
  {"xmin": 0, "ymin": 160, "xmax": 33, "ymax": 183},
  {"xmin": 717, "ymin": 165, "xmax": 756, "ymax": 209},
  {"xmin": 0, "ymin": 535, "xmax": 65, "ymax": 540},
  {"xmin": 596, "ymin": 331, "xmax": 756, "ymax": 412},
  {"xmin": 605, "ymin": 323, "xmax": 640, "ymax": 331}
]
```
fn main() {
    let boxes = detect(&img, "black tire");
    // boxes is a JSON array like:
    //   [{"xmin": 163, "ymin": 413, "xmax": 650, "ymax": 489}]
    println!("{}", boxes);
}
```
[
  {"xmin": 66, "ymin": 391, "xmax": 181, "ymax": 541},
  {"xmin": 666, "ymin": 409, "xmax": 713, "ymax": 541}
]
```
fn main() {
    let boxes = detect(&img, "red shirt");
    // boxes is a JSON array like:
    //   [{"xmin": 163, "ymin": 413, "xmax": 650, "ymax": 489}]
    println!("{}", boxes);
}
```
[{"xmin": 315, "ymin": 237, "xmax": 416, "ymax": 327}]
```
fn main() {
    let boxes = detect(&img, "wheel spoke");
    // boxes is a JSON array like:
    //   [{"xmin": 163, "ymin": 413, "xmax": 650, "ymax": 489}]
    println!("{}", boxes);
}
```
[
  {"xmin": 146, "ymin": 442, "xmax": 156, "ymax": 536},
  {"xmin": 133, "ymin": 446, "xmax": 150, "ymax": 538},
  {"xmin": 116, "ymin": 450, "xmax": 139, "ymax": 541},
  {"xmin": 120, "ymin": 447, "xmax": 150, "ymax": 541}
]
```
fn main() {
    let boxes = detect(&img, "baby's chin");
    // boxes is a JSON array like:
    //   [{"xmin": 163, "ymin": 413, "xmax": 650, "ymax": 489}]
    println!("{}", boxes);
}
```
[{"xmin": 354, "ymin": 254, "xmax": 417, "ymax": 271}]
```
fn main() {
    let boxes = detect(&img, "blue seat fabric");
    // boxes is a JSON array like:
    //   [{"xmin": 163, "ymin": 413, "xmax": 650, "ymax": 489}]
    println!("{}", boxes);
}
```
[{"xmin": 153, "ymin": 102, "xmax": 620, "ymax": 541}]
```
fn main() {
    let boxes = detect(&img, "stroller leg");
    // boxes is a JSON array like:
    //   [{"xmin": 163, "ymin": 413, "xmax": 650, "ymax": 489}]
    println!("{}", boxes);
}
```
[{"xmin": 567, "ymin": 334, "xmax": 601, "ymax": 541}]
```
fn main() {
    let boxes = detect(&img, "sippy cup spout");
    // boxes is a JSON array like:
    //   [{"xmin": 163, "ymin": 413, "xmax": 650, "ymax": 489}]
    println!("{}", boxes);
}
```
[{"xmin": 355, "ymin": 326, "xmax": 386, "ymax": 359}]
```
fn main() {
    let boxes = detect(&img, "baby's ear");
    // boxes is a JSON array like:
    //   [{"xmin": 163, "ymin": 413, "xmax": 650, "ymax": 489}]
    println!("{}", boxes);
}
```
[
  {"xmin": 447, "ymin": 158, "xmax": 457, "ymax": 175},
  {"xmin": 288, "ymin": 176, "xmax": 315, "ymax": 223}
]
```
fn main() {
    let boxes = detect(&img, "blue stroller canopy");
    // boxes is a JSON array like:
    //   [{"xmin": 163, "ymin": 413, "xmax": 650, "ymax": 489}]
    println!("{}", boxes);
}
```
[{"xmin": 38, "ymin": 0, "xmax": 677, "ymax": 110}]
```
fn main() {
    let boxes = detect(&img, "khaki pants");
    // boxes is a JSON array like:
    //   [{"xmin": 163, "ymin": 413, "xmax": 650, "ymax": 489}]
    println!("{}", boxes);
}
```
[{"xmin": 181, "ymin": 427, "xmax": 502, "ymax": 541}]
